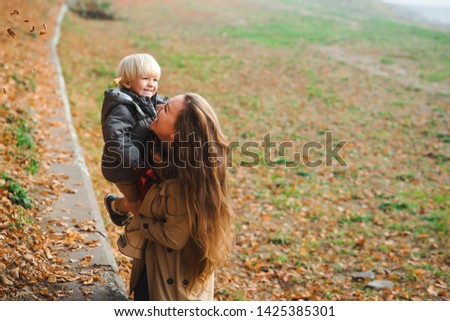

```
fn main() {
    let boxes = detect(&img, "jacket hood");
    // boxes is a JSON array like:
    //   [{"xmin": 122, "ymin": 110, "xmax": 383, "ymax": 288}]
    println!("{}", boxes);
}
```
[{"xmin": 101, "ymin": 87, "xmax": 152, "ymax": 123}]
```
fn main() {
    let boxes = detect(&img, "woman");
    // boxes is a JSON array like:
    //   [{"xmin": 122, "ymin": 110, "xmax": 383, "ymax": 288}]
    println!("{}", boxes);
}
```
[{"xmin": 125, "ymin": 93, "xmax": 234, "ymax": 300}]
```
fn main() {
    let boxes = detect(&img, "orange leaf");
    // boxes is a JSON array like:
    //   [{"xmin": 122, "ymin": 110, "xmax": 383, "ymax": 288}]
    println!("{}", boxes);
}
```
[
  {"xmin": 48, "ymin": 275, "xmax": 57, "ymax": 283},
  {"xmin": 2, "ymin": 275, "xmax": 14, "ymax": 286}
]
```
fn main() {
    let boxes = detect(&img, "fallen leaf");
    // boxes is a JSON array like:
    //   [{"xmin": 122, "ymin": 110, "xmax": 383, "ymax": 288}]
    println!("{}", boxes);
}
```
[
  {"xmin": 435, "ymin": 281, "xmax": 447, "ymax": 289},
  {"xmin": 7, "ymin": 28, "xmax": 16, "ymax": 38},
  {"xmin": 63, "ymin": 188, "xmax": 77, "ymax": 194},
  {"xmin": 45, "ymin": 247, "xmax": 54, "ymax": 260},
  {"xmin": 39, "ymin": 30, "xmax": 47, "ymax": 36},
  {"xmin": 23, "ymin": 19, "xmax": 29, "ymax": 23},
  {"xmin": 30, "ymin": 26, "xmax": 35, "ymax": 32},
  {"xmin": 2, "ymin": 275, "xmax": 14, "ymax": 286},
  {"xmin": 47, "ymin": 275, "xmax": 57, "ymax": 283},
  {"xmin": 80, "ymin": 255, "xmax": 93, "ymax": 267},
  {"xmin": 43, "ymin": 23, "xmax": 47, "ymax": 30},
  {"xmin": 81, "ymin": 288, "xmax": 93, "ymax": 295},
  {"xmin": 427, "ymin": 285, "xmax": 437, "ymax": 296},
  {"xmin": 82, "ymin": 277, "xmax": 94, "ymax": 285},
  {"xmin": 10, "ymin": 10, "xmax": 20, "ymax": 16},
  {"xmin": 10, "ymin": 267, "xmax": 20, "ymax": 279}
]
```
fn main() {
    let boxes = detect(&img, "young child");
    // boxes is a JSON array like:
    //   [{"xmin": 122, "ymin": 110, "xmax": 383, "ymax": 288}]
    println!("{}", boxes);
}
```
[{"xmin": 101, "ymin": 53, "xmax": 167, "ymax": 259}]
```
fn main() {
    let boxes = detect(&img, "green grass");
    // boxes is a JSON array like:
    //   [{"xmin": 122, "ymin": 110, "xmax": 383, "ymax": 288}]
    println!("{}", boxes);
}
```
[
  {"xmin": 223, "ymin": 6, "xmax": 450, "ymax": 82},
  {"xmin": 91, "ymin": 64, "xmax": 116, "ymax": 79},
  {"xmin": 268, "ymin": 232, "xmax": 294, "ymax": 245},
  {"xmin": 11, "ymin": 75, "xmax": 36, "ymax": 92},
  {"xmin": 8, "ymin": 207, "xmax": 34, "ymax": 230},
  {"xmin": 379, "ymin": 202, "xmax": 410, "ymax": 212},
  {"xmin": 0, "ymin": 173, "xmax": 33, "ymax": 209},
  {"xmin": 359, "ymin": 18, "xmax": 450, "ymax": 51},
  {"xmin": 423, "ymin": 210, "xmax": 449, "ymax": 234},
  {"xmin": 225, "ymin": 12, "xmax": 353, "ymax": 47},
  {"xmin": 381, "ymin": 56, "xmax": 395, "ymax": 64},
  {"xmin": 13, "ymin": 119, "xmax": 34, "ymax": 150},
  {"xmin": 437, "ymin": 133, "xmax": 450, "ymax": 143},
  {"xmin": 25, "ymin": 157, "xmax": 39, "ymax": 175}
]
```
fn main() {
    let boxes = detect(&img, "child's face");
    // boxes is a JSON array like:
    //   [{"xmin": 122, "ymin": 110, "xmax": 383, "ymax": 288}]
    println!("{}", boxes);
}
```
[{"xmin": 124, "ymin": 75, "xmax": 159, "ymax": 97}]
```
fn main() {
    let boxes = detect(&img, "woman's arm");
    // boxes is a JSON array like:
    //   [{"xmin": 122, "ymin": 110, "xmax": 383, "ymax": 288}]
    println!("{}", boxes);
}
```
[{"xmin": 134, "ymin": 191, "xmax": 191, "ymax": 250}]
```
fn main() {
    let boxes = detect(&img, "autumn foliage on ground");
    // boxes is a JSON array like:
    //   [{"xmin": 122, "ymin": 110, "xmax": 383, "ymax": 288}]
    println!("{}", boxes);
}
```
[
  {"xmin": 0, "ymin": 0, "xmax": 104, "ymax": 300},
  {"xmin": 1, "ymin": 0, "xmax": 449, "ymax": 301},
  {"xmin": 59, "ymin": 0, "xmax": 449, "ymax": 301}
]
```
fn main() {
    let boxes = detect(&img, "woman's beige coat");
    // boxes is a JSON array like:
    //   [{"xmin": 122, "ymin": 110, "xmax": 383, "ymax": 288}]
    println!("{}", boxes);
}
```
[{"xmin": 129, "ymin": 176, "xmax": 214, "ymax": 300}]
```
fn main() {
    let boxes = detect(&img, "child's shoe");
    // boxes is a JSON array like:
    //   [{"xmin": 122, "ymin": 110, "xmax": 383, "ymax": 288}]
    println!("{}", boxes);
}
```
[
  {"xmin": 117, "ymin": 216, "xmax": 147, "ymax": 260},
  {"xmin": 104, "ymin": 194, "xmax": 131, "ymax": 226}
]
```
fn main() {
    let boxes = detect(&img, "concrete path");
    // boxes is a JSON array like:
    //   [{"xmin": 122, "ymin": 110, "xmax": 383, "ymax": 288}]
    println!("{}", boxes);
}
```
[{"xmin": 45, "ymin": 3, "xmax": 127, "ymax": 300}]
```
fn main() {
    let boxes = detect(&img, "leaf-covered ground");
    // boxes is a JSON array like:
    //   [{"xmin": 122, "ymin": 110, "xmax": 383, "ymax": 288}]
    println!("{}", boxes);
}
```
[
  {"xmin": 0, "ymin": 0, "xmax": 113, "ymax": 300},
  {"xmin": 58, "ymin": 0, "xmax": 449, "ymax": 301},
  {"xmin": 0, "ymin": 0, "xmax": 80, "ymax": 300},
  {"xmin": 1, "ymin": 0, "xmax": 448, "ymax": 301}
]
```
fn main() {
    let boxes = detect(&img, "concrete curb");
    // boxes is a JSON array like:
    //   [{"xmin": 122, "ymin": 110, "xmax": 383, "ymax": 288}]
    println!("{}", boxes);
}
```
[{"xmin": 47, "ymin": 3, "xmax": 127, "ymax": 300}]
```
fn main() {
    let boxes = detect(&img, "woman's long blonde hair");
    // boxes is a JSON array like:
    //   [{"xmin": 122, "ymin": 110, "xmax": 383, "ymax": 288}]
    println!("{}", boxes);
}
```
[{"xmin": 172, "ymin": 93, "xmax": 234, "ymax": 292}]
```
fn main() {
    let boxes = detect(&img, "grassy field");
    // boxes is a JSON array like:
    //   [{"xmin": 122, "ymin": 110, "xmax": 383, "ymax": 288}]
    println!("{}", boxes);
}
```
[{"xmin": 59, "ymin": 0, "xmax": 449, "ymax": 300}]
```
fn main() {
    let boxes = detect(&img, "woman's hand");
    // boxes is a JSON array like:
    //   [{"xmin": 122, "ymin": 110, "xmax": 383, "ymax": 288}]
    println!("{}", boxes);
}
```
[{"xmin": 125, "ymin": 214, "xmax": 141, "ymax": 232}]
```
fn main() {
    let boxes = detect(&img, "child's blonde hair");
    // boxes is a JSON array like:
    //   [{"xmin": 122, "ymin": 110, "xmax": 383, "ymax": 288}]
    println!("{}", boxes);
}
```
[{"xmin": 116, "ymin": 53, "xmax": 161, "ymax": 86}]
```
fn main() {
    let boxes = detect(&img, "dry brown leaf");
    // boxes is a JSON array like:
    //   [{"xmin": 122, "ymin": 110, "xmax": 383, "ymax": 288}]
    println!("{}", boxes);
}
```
[
  {"xmin": 10, "ymin": 267, "xmax": 20, "ymax": 279},
  {"xmin": 39, "ymin": 30, "xmax": 47, "ymax": 36},
  {"xmin": 43, "ymin": 23, "xmax": 47, "ymax": 30},
  {"xmin": 2, "ymin": 87, "xmax": 6, "ymax": 94},
  {"xmin": 82, "ymin": 277, "xmax": 95, "ymax": 285},
  {"xmin": 23, "ymin": 19, "xmax": 29, "ymax": 23},
  {"xmin": 81, "ymin": 288, "xmax": 93, "ymax": 295},
  {"xmin": 7, "ymin": 28, "xmax": 16, "ymax": 38},
  {"xmin": 30, "ymin": 26, "xmax": 35, "ymax": 33},
  {"xmin": 2, "ymin": 274, "xmax": 14, "ymax": 286},
  {"xmin": 24, "ymin": 254, "xmax": 35, "ymax": 261},
  {"xmin": 10, "ymin": 10, "xmax": 20, "ymax": 16},
  {"xmin": 45, "ymin": 247, "xmax": 54, "ymax": 260},
  {"xmin": 80, "ymin": 255, "xmax": 93, "ymax": 267},
  {"xmin": 427, "ymin": 285, "xmax": 438, "ymax": 296},
  {"xmin": 47, "ymin": 275, "xmax": 57, "ymax": 283},
  {"xmin": 63, "ymin": 188, "xmax": 77, "ymax": 194}
]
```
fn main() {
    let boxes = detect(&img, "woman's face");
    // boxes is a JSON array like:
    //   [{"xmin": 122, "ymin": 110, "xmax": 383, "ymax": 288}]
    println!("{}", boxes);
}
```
[{"xmin": 151, "ymin": 95, "xmax": 186, "ymax": 141}]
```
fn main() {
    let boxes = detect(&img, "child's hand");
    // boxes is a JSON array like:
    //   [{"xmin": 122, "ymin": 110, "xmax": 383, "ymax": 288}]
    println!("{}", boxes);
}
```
[{"xmin": 124, "ymin": 198, "xmax": 141, "ymax": 216}]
